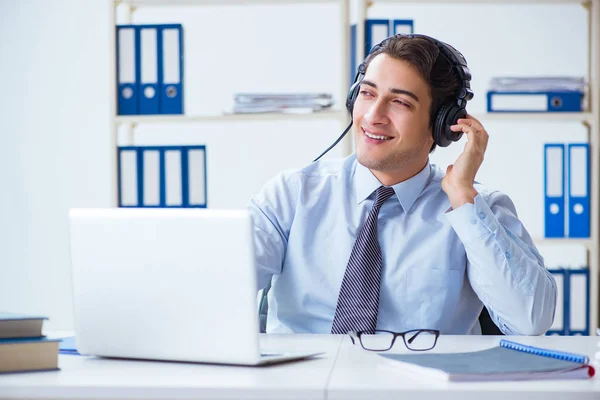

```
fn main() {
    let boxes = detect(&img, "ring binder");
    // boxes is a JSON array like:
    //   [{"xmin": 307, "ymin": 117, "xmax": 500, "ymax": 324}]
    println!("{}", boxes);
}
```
[{"xmin": 499, "ymin": 339, "xmax": 589, "ymax": 364}]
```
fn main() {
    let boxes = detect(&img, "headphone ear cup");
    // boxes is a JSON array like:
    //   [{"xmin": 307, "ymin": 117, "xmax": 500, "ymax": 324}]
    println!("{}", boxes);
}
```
[
  {"xmin": 433, "ymin": 103, "xmax": 451, "ymax": 147},
  {"xmin": 346, "ymin": 80, "xmax": 361, "ymax": 115},
  {"xmin": 434, "ymin": 103, "xmax": 466, "ymax": 147}
]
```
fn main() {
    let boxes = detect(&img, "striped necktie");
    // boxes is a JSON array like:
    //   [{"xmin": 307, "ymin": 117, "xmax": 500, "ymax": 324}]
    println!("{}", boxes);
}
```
[{"xmin": 331, "ymin": 185, "xmax": 396, "ymax": 334}]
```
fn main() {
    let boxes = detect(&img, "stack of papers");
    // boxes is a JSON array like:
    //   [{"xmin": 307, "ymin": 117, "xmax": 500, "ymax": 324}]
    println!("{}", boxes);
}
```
[
  {"xmin": 489, "ymin": 77, "xmax": 586, "ymax": 93},
  {"xmin": 232, "ymin": 93, "xmax": 334, "ymax": 114}
]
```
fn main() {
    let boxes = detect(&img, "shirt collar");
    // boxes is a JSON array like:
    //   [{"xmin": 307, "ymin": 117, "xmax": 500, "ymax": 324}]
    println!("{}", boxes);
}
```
[{"xmin": 354, "ymin": 158, "xmax": 432, "ymax": 213}]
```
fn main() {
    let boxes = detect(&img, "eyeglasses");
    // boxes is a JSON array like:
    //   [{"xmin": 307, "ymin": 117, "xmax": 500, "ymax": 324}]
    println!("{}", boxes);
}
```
[{"xmin": 349, "ymin": 329, "xmax": 440, "ymax": 352}]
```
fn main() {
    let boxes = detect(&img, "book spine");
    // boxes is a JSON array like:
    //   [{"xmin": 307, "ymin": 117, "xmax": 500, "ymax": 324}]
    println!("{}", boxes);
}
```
[{"xmin": 499, "ymin": 339, "xmax": 589, "ymax": 364}]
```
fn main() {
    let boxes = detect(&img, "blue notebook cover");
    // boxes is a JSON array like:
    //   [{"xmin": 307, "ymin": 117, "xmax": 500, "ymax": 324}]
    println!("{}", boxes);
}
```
[
  {"xmin": 0, "ymin": 337, "xmax": 58, "ymax": 344},
  {"xmin": 379, "ymin": 340, "xmax": 594, "ymax": 381},
  {"xmin": 0, "ymin": 313, "xmax": 47, "ymax": 321},
  {"xmin": 58, "ymin": 336, "xmax": 80, "ymax": 355}
]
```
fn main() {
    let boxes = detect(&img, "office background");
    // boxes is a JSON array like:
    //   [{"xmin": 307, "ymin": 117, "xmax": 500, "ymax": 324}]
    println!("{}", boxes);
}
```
[{"xmin": 0, "ymin": 0, "xmax": 590, "ymax": 330}]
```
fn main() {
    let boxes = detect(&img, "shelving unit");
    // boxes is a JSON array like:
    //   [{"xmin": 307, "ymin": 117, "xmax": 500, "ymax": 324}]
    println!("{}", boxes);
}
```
[
  {"xmin": 110, "ymin": 0, "xmax": 352, "ymax": 207},
  {"xmin": 109, "ymin": 0, "xmax": 599, "ymax": 334}
]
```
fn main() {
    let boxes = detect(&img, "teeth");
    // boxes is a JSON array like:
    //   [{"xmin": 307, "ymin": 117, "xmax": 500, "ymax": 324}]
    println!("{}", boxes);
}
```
[{"xmin": 365, "ymin": 131, "xmax": 390, "ymax": 140}]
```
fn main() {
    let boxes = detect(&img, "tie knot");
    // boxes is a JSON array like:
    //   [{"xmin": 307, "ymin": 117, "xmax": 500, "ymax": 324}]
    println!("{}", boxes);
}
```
[{"xmin": 373, "ymin": 186, "xmax": 395, "ymax": 209}]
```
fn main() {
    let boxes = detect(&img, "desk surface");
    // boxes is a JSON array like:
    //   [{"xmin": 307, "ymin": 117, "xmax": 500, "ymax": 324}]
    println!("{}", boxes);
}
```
[
  {"xmin": 0, "ymin": 334, "xmax": 599, "ymax": 400},
  {"xmin": 328, "ymin": 335, "xmax": 600, "ymax": 400},
  {"xmin": 0, "ymin": 334, "xmax": 342, "ymax": 400}
]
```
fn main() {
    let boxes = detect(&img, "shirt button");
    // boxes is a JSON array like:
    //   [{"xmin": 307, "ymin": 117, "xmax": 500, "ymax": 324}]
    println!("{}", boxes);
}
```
[
  {"xmin": 479, "ymin": 212, "xmax": 486, "ymax": 220},
  {"xmin": 505, "ymin": 252, "xmax": 511, "ymax": 259},
  {"xmin": 470, "ymin": 218, "xmax": 477, "ymax": 225}
]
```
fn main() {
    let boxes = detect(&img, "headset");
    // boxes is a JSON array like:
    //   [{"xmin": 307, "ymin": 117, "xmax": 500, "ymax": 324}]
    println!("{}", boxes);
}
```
[{"xmin": 313, "ymin": 33, "xmax": 474, "ymax": 162}]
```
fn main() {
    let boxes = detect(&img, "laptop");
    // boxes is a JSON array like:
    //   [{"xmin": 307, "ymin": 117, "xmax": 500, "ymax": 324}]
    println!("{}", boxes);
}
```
[{"xmin": 67, "ymin": 208, "xmax": 322, "ymax": 365}]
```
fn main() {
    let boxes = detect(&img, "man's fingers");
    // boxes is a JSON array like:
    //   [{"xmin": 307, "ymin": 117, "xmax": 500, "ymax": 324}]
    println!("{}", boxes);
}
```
[{"xmin": 450, "ymin": 123, "xmax": 487, "ymax": 153}]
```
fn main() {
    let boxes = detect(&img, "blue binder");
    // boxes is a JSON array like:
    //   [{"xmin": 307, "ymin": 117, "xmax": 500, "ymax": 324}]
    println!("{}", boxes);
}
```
[
  {"xmin": 567, "ymin": 143, "xmax": 590, "ymax": 238},
  {"xmin": 544, "ymin": 144, "xmax": 565, "ymax": 238},
  {"xmin": 141, "ymin": 148, "xmax": 161, "ymax": 206},
  {"xmin": 350, "ymin": 24, "xmax": 357, "ymax": 88},
  {"xmin": 118, "ymin": 145, "xmax": 206, "ymax": 208},
  {"xmin": 116, "ymin": 25, "xmax": 139, "ymax": 115},
  {"xmin": 365, "ymin": 19, "xmax": 390, "ymax": 55},
  {"xmin": 487, "ymin": 91, "xmax": 582, "ymax": 112},
  {"xmin": 138, "ymin": 25, "xmax": 160, "ymax": 114},
  {"xmin": 566, "ymin": 268, "xmax": 590, "ymax": 335},
  {"xmin": 349, "ymin": 19, "xmax": 413, "ymax": 88},
  {"xmin": 392, "ymin": 19, "xmax": 414, "ymax": 35},
  {"xmin": 546, "ymin": 268, "xmax": 566, "ymax": 336},
  {"xmin": 117, "ymin": 148, "xmax": 139, "ymax": 206},
  {"xmin": 159, "ymin": 24, "xmax": 184, "ymax": 115}
]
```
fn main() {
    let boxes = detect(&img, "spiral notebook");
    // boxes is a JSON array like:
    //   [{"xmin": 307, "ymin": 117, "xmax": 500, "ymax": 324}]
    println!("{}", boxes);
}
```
[{"xmin": 378, "ymin": 339, "xmax": 595, "ymax": 382}]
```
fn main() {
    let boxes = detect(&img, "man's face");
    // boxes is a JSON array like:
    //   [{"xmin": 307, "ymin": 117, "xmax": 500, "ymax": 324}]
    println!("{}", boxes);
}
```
[{"xmin": 353, "ymin": 54, "xmax": 434, "ymax": 175}]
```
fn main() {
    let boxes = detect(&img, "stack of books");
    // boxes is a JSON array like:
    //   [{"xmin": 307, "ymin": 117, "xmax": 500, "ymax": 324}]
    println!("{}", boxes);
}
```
[
  {"xmin": 232, "ymin": 93, "xmax": 334, "ymax": 114},
  {"xmin": 0, "ymin": 312, "xmax": 59, "ymax": 373}
]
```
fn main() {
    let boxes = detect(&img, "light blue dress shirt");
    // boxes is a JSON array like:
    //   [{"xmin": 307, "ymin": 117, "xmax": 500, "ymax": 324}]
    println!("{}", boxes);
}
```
[{"xmin": 248, "ymin": 155, "xmax": 557, "ymax": 335}]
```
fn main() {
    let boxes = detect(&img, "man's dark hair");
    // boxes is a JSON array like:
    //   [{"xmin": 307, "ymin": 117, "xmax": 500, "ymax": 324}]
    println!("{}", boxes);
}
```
[{"xmin": 363, "ymin": 36, "xmax": 461, "ymax": 153}]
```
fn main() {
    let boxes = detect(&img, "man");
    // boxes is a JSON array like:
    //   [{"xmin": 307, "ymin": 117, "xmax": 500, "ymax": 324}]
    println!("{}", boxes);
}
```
[{"xmin": 248, "ymin": 34, "xmax": 557, "ymax": 335}]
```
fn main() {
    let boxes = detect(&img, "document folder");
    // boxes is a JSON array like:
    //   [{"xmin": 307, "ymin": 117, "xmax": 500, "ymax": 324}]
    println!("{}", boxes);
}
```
[
  {"xmin": 350, "ymin": 19, "xmax": 412, "ymax": 88},
  {"xmin": 546, "ymin": 268, "xmax": 566, "ymax": 335},
  {"xmin": 350, "ymin": 24, "xmax": 357, "ymax": 87},
  {"xmin": 118, "ymin": 148, "xmax": 139, "ymax": 207},
  {"xmin": 164, "ymin": 149, "xmax": 183, "ymax": 207},
  {"xmin": 567, "ymin": 143, "xmax": 590, "ymax": 238},
  {"xmin": 142, "ymin": 149, "xmax": 160, "ymax": 206},
  {"xmin": 118, "ymin": 146, "xmax": 206, "ymax": 208},
  {"xmin": 487, "ymin": 91, "xmax": 583, "ymax": 112},
  {"xmin": 544, "ymin": 144, "xmax": 565, "ymax": 238},
  {"xmin": 393, "ymin": 19, "xmax": 414, "ymax": 35},
  {"xmin": 159, "ymin": 24, "xmax": 184, "ymax": 115},
  {"xmin": 139, "ymin": 25, "xmax": 160, "ymax": 114},
  {"xmin": 116, "ymin": 25, "xmax": 138, "ymax": 115},
  {"xmin": 185, "ymin": 147, "xmax": 207, "ymax": 207},
  {"xmin": 365, "ymin": 19, "xmax": 390, "ymax": 54},
  {"xmin": 487, "ymin": 77, "xmax": 584, "ymax": 112},
  {"xmin": 566, "ymin": 268, "xmax": 590, "ymax": 335}
]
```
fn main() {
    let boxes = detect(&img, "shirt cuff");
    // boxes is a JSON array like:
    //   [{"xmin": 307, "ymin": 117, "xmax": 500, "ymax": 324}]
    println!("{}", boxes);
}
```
[{"xmin": 445, "ymin": 194, "xmax": 502, "ymax": 244}]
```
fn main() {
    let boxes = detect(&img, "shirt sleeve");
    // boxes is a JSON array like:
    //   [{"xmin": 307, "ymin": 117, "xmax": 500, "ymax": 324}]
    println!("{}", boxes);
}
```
[
  {"xmin": 247, "ymin": 170, "xmax": 300, "ymax": 291},
  {"xmin": 445, "ymin": 192, "xmax": 557, "ymax": 335}
]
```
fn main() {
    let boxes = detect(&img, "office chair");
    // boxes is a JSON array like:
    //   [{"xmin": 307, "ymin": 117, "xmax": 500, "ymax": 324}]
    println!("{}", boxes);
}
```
[{"xmin": 258, "ymin": 281, "xmax": 504, "ymax": 335}]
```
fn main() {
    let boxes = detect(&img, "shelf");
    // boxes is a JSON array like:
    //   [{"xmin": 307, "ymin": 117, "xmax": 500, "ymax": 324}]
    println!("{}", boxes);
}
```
[
  {"xmin": 116, "ymin": 111, "xmax": 593, "ymax": 125},
  {"xmin": 532, "ymin": 238, "xmax": 594, "ymax": 248},
  {"xmin": 119, "ymin": 0, "xmax": 341, "ymax": 6},
  {"xmin": 474, "ymin": 112, "xmax": 593, "ymax": 123},
  {"xmin": 372, "ymin": 0, "xmax": 585, "ymax": 3},
  {"xmin": 115, "ymin": 110, "xmax": 349, "ymax": 125}
]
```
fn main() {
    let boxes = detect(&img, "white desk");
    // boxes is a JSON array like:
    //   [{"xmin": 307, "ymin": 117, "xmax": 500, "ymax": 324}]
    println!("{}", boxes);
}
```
[
  {"xmin": 328, "ymin": 335, "xmax": 600, "ymax": 400},
  {"xmin": 0, "ymin": 334, "xmax": 599, "ymax": 400},
  {"xmin": 0, "ymin": 334, "xmax": 342, "ymax": 400}
]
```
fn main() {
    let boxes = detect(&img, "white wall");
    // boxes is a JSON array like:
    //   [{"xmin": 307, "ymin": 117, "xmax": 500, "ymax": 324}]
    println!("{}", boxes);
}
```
[
  {"xmin": 0, "ymin": 0, "xmax": 113, "ymax": 329},
  {"xmin": 0, "ymin": 0, "xmax": 589, "ymax": 330}
]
